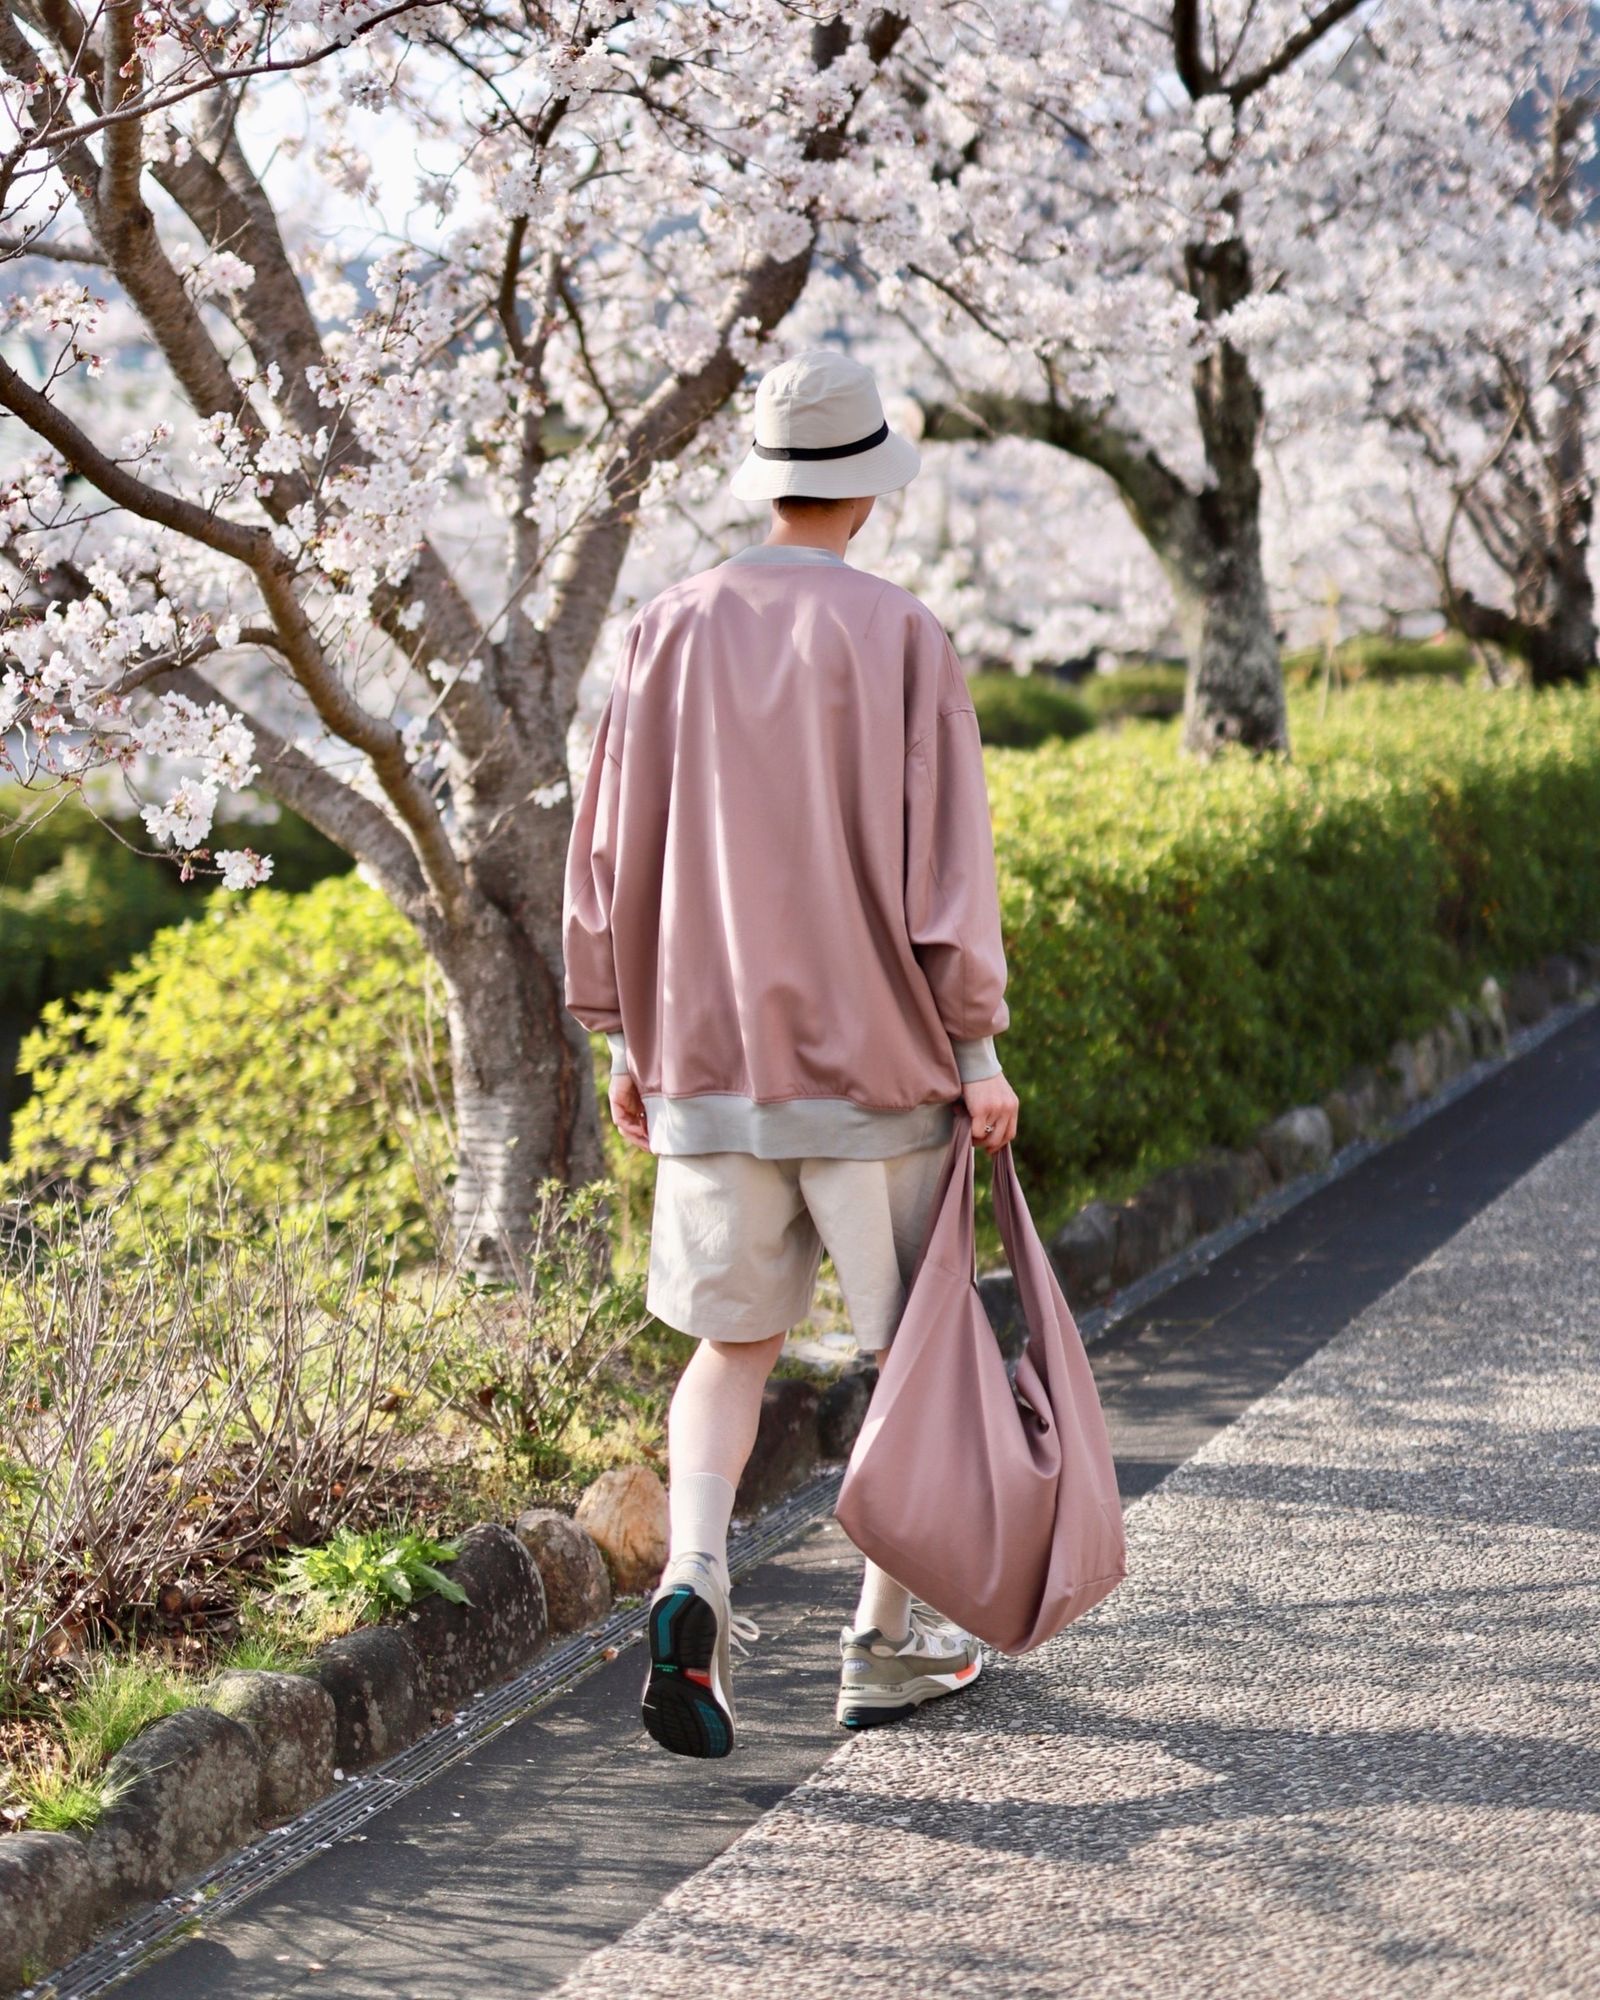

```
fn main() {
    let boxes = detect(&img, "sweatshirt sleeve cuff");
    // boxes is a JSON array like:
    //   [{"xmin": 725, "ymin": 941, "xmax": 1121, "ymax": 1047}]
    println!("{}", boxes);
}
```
[
  {"xmin": 606, "ymin": 1032, "xmax": 629, "ymax": 1076},
  {"xmin": 951, "ymin": 1035, "xmax": 1001, "ymax": 1083}
]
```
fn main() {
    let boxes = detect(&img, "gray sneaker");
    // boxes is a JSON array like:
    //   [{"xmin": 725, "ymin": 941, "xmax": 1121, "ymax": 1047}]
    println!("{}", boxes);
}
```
[
  {"xmin": 642, "ymin": 1552, "xmax": 759, "ymax": 1759},
  {"xmin": 836, "ymin": 1605, "xmax": 983, "ymax": 1730}
]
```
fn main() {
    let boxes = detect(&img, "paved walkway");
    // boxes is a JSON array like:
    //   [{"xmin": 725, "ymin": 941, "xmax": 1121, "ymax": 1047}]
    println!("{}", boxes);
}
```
[
  {"xmin": 111, "ymin": 1008, "xmax": 1600, "ymax": 1999},
  {"xmin": 549, "ymin": 1053, "xmax": 1600, "ymax": 1998}
]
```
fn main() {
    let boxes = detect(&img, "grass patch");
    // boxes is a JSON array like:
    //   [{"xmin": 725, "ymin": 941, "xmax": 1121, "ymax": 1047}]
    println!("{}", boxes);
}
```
[
  {"xmin": 13, "ymin": 1764, "xmax": 132, "ymax": 1836},
  {"xmin": 213, "ymin": 1598, "xmax": 316, "ymax": 1677},
  {"xmin": 2, "ymin": 1656, "xmax": 188, "ymax": 1835},
  {"xmin": 56, "ymin": 1656, "xmax": 190, "ymax": 1773}
]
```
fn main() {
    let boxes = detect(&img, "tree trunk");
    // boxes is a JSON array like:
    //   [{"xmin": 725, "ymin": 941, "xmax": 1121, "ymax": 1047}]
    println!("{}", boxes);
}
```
[
  {"xmin": 434, "ymin": 781, "xmax": 607, "ymax": 1279},
  {"xmin": 1452, "ymin": 576, "xmax": 1597, "ymax": 690},
  {"xmin": 1523, "ymin": 574, "xmax": 1596, "ymax": 687},
  {"xmin": 437, "ymin": 906, "xmax": 606, "ymax": 1279},
  {"xmin": 1170, "ymin": 527, "xmax": 1289, "ymax": 755},
  {"xmin": 1448, "ymin": 364, "xmax": 1596, "ymax": 691},
  {"xmin": 1530, "ymin": 365, "xmax": 1598, "ymax": 687},
  {"xmin": 1180, "ymin": 230, "xmax": 1289, "ymax": 757}
]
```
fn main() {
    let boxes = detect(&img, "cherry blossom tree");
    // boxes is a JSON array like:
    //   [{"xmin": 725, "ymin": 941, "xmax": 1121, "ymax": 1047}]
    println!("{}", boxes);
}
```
[
  {"xmin": 0, "ymin": 0, "xmax": 913, "ymax": 1274},
  {"xmin": 836, "ymin": 0, "xmax": 1539, "ymax": 757},
  {"xmin": 1364, "ymin": 0, "xmax": 1599, "ymax": 688}
]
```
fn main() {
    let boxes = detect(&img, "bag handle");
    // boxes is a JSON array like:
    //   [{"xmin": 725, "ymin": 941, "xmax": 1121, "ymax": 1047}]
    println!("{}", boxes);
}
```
[
  {"xmin": 986, "ymin": 1137, "xmax": 1061, "ymax": 1379},
  {"xmin": 904, "ymin": 1115, "xmax": 977, "ymax": 1297},
  {"xmin": 910, "ymin": 1123, "xmax": 1060, "ymax": 1376}
]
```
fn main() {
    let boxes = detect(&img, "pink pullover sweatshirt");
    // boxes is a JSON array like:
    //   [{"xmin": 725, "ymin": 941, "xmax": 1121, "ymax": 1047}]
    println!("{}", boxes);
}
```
[{"xmin": 563, "ymin": 544, "xmax": 1010, "ymax": 1158}]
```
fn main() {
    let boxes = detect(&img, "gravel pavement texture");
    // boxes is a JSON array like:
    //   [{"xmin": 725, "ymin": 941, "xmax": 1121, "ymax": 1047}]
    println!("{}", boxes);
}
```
[{"xmin": 548, "ymin": 1104, "xmax": 1600, "ymax": 2000}]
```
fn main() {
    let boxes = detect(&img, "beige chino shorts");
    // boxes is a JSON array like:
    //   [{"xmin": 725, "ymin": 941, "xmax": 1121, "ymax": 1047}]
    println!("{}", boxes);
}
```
[{"xmin": 645, "ymin": 1143, "xmax": 950, "ymax": 1350}]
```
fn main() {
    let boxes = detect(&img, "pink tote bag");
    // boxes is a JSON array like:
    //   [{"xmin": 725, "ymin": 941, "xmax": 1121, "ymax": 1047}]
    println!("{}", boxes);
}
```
[{"xmin": 835, "ymin": 1123, "xmax": 1126, "ymax": 1655}]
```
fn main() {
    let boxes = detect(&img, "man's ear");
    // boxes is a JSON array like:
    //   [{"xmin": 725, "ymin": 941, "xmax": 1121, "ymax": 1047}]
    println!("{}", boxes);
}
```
[{"xmin": 848, "ymin": 495, "xmax": 877, "ymax": 538}]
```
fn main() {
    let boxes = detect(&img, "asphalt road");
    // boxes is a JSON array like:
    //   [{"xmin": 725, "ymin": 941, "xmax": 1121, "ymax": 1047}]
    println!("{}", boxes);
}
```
[{"xmin": 114, "ymin": 1004, "xmax": 1600, "ymax": 2000}]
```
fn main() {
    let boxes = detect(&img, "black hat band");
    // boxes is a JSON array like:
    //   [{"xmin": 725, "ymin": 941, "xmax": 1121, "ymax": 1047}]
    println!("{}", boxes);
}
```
[{"xmin": 751, "ymin": 420, "xmax": 889, "ymax": 462}]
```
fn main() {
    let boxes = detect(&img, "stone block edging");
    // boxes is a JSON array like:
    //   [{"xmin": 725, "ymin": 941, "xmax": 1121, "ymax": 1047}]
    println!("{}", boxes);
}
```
[{"xmin": 3, "ymin": 1521, "xmax": 561, "ymax": 1995}]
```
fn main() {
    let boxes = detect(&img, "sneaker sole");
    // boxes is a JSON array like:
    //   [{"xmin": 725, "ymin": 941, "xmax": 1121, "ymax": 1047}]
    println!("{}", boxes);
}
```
[
  {"xmin": 642, "ymin": 1585, "xmax": 734, "ymax": 1759},
  {"xmin": 836, "ymin": 1654, "xmax": 982, "ymax": 1731}
]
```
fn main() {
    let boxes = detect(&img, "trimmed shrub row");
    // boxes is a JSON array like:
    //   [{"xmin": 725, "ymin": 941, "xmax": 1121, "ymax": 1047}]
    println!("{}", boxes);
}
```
[
  {"xmin": 989, "ymin": 683, "xmax": 1600, "ymax": 1224},
  {"xmin": 8, "ymin": 684, "xmax": 1599, "ymax": 1251},
  {"xmin": 4, "ymin": 873, "xmax": 448, "ymax": 1259},
  {"xmin": 1280, "ymin": 631, "xmax": 1476, "ymax": 689},
  {"xmin": 968, "ymin": 671, "xmax": 1094, "ymax": 748}
]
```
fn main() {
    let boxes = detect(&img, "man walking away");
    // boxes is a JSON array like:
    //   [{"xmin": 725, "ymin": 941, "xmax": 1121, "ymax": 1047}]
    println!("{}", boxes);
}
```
[{"xmin": 564, "ymin": 347, "xmax": 1019, "ymax": 1758}]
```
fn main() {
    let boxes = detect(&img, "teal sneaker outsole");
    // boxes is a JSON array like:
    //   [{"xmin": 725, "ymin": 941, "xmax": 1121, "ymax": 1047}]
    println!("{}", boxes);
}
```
[{"xmin": 641, "ymin": 1585, "xmax": 734, "ymax": 1758}]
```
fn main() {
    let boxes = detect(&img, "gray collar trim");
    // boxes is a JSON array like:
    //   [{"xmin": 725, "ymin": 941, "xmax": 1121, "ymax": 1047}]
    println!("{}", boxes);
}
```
[{"xmin": 723, "ymin": 544, "xmax": 848, "ymax": 566}]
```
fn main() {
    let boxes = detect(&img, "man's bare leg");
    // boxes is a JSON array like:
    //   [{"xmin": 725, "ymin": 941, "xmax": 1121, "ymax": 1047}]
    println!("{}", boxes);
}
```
[
  {"xmin": 665, "ymin": 1330, "xmax": 786, "ymax": 1585},
  {"xmin": 643, "ymin": 1331, "xmax": 786, "ymax": 1756}
]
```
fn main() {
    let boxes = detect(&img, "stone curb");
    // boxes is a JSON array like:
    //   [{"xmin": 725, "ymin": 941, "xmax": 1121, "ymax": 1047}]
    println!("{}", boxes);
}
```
[
  {"xmin": 2, "ymin": 1415, "xmax": 858, "ymax": 1997},
  {"xmin": 4, "ymin": 1523, "xmax": 558, "ymax": 1996},
  {"xmin": 3, "ymin": 1432, "xmax": 857, "ymax": 2000}
]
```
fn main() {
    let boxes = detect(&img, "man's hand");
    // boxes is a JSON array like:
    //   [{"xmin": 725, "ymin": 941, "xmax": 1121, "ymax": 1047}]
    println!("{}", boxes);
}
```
[
  {"xmin": 608, "ymin": 1072, "xmax": 651, "ymax": 1151},
  {"xmin": 963, "ymin": 1072, "xmax": 1019, "ymax": 1157}
]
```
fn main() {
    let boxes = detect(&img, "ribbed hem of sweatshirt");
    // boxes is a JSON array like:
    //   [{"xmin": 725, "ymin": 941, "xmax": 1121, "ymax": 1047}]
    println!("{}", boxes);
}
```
[
  {"xmin": 611, "ymin": 1032, "xmax": 1000, "ymax": 1088},
  {"xmin": 642, "ymin": 1093, "xmax": 956, "ymax": 1161}
]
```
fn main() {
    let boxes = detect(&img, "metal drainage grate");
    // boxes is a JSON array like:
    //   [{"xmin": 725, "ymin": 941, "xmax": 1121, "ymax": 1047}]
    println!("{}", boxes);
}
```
[{"xmin": 30, "ymin": 1468, "xmax": 847, "ymax": 2000}]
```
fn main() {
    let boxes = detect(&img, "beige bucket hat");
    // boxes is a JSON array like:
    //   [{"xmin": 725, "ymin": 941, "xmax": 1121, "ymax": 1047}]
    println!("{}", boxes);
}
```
[{"xmin": 729, "ymin": 348, "xmax": 922, "ymax": 502}]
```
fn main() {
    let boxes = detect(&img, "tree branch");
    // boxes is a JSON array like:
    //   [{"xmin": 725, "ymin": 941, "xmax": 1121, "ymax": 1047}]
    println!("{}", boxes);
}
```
[
  {"xmin": 0, "ymin": 7, "xmax": 106, "ymax": 198},
  {"xmin": 0, "ymin": 349, "xmax": 269, "ymax": 562},
  {"xmin": 1172, "ymin": 0, "xmax": 1213, "ymax": 98},
  {"xmin": 138, "ymin": 662, "xmax": 433, "ymax": 921},
  {"xmin": 0, "ymin": 230, "xmax": 104, "ymax": 264},
  {"xmin": 97, "ymin": 0, "xmax": 143, "ymax": 220},
  {"xmin": 539, "ymin": 9, "xmax": 910, "ymax": 696},
  {"xmin": 246, "ymin": 564, "xmax": 472, "ymax": 923},
  {"xmin": 153, "ymin": 97, "xmax": 506, "ymax": 759},
  {"xmin": 0, "ymin": 347, "xmax": 469, "ymax": 919},
  {"xmin": 496, "ymin": 212, "xmax": 529, "ymax": 365},
  {"xmin": 1227, "ymin": 0, "xmax": 1368, "ymax": 104},
  {"xmin": 13, "ymin": 0, "xmax": 436, "ymax": 160},
  {"xmin": 918, "ymin": 387, "xmax": 1209, "ymax": 585}
]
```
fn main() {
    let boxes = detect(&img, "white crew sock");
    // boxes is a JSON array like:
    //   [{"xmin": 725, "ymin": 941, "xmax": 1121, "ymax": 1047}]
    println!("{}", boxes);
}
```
[
  {"xmin": 853, "ymin": 1560, "xmax": 913, "ymax": 1645},
  {"xmin": 668, "ymin": 1470, "xmax": 736, "ymax": 1589}
]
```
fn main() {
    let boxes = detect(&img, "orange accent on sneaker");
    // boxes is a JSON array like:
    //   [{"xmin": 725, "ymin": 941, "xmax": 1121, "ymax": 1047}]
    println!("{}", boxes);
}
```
[
  {"xmin": 955, "ymin": 1662, "xmax": 979, "ymax": 1681},
  {"xmin": 685, "ymin": 1668, "xmax": 713, "ymax": 1688}
]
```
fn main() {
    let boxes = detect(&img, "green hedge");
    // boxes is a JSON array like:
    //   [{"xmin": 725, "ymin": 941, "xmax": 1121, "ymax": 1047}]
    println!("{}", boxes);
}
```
[
  {"xmin": 1073, "ymin": 661, "xmax": 1188, "ymax": 723},
  {"xmin": 4, "ymin": 875, "xmax": 449, "ymax": 1259},
  {"xmin": 968, "ymin": 672, "xmax": 1094, "ymax": 749},
  {"xmin": 10, "ymin": 683, "xmax": 1599, "ymax": 1254},
  {"xmin": 992, "ymin": 681, "xmax": 1600, "ymax": 1216},
  {"xmin": 1281, "ymin": 632, "xmax": 1475, "ymax": 690},
  {"xmin": 0, "ymin": 788, "xmax": 351, "ymax": 1012}
]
